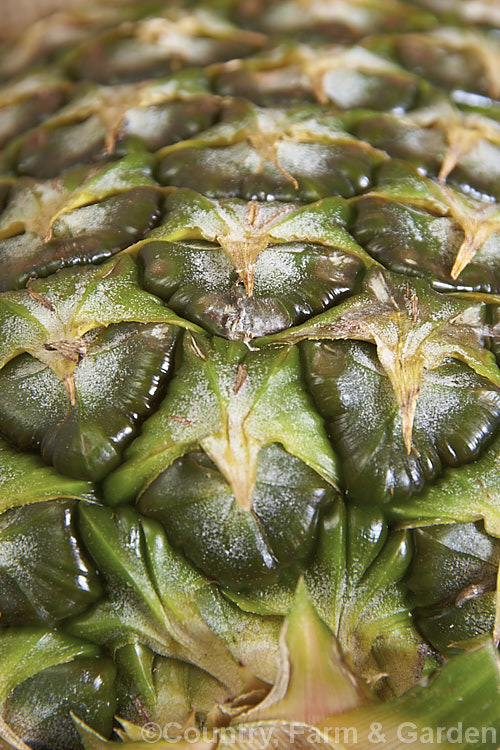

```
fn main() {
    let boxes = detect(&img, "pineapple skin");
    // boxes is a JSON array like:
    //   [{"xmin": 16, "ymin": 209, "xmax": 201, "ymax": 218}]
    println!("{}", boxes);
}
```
[{"xmin": 0, "ymin": 1, "xmax": 499, "ymax": 748}]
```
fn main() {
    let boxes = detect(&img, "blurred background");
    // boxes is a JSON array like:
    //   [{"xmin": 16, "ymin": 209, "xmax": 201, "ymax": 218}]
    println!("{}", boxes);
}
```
[{"xmin": 1, "ymin": 0, "xmax": 87, "ymax": 37}]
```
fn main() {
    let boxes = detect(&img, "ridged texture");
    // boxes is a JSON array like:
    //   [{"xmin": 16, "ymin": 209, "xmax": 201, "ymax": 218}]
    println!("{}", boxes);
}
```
[{"xmin": 0, "ymin": 1, "xmax": 499, "ymax": 749}]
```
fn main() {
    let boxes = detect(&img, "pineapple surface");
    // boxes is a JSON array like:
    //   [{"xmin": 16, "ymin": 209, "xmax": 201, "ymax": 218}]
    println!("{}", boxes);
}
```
[{"xmin": 0, "ymin": 1, "xmax": 499, "ymax": 749}]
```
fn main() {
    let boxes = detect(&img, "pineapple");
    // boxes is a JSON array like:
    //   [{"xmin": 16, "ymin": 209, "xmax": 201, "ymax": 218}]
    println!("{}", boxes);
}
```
[{"xmin": 0, "ymin": 0, "xmax": 499, "ymax": 749}]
